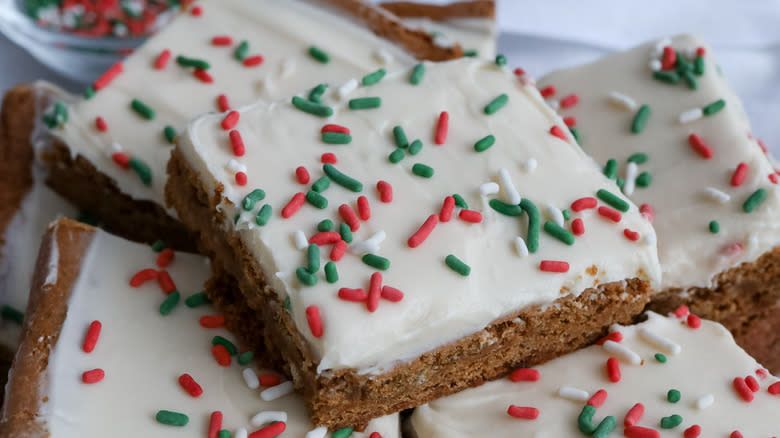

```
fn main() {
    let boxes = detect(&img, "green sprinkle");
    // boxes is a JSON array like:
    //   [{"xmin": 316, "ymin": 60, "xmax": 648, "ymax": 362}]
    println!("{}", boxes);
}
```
[
  {"xmin": 151, "ymin": 240, "xmax": 166, "ymax": 252},
  {"xmin": 212, "ymin": 336, "xmax": 238, "ymax": 355},
  {"xmin": 667, "ymin": 389, "xmax": 681, "ymax": 403},
  {"xmin": 636, "ymin": 172, "xmax": 652, "ymax": 187},
  {"xmin": 323, "ymin": 163, "xmax": 363, "ymax": 192},
  {"xmin": 592, "ymin": 416, "xmax": 617, "ymax": 438},
  {"xmin": 495, "ymin": 54, "xmax": 507, "ymax": 66},
  {"xmin": 489, "ymin": 199, "xmax": 523, "ymax": 216},
  {"xmin": 324, "ymin": 261, "xmax": 339, "ymax": 283},
  {"xmin": 305, "ymin": 191, "xmax": 328, "ymax": 209},
  {"xmin": 308, "ymin": 83, "xmax": 328, "ymax": 104},
  {"xmin": 474, "ymin": 135, "xmax": 495, "ymax": 152},
  {"xmin": 597, "ymin": 189, "xmax": 629, "ymax": 212},
  {"xmin": 543, "ymin": 221, "xmax": 575, "ymax": 245},
  {"xmin": 409, "ymin": 63, "xmax": 425, "ymax": 85},
  {"xmin": 218, "ymin": 430, "xmax": 231, "ymax": 438},
  {"xmin": 694, "ymin": 56, "xmax": 705, "ymax": 75},
  {"xmin": 675, "ymin": 52, "xmax": 692, "ymax": 73},
  {"xmin": 570, "ymin": 127, "xmax": 581, "ymax": 143},
  {"xmin": 562, "ymin": 209, "xmax": 571, "ymax": 221},
  {"xmin": 627, "ymin": 153, "xmax": 648, "ymax": 164},
  {"xmin": 702, "ymin": 99, "xmax": 726, "ymax": 116},
  {"xmin": 463, "ymin": 49, "xmax": 478, "ymax": 57},
  {"xmin": 444, "ymin": 254, "xmax": 470, "ymax": 276},
  {"xmin": 362, "ymin": 68, "xmax": 386, "ymax": 86},
  {"xmin": 308, "ymin": 46, "xmax": 330, "ymax": 63},
  {"xmin": 709, "ymin": 220, "xmax": 720, "ymax": 234},
  {"xmin": 631, "ymin": 104, "xmax": 651, "ymax": 134},
  {"xmin": 238, "ymin": 351, "xmax": 254, "ymax": 366},
  {"xmin": 311, "ymin": 176, "xmax": 331, "ymax": 193},
  {"xmin": 317, "ymin": 219, "xmax": 334, "ymax": 232},
  {"xmin": 652, "ymin": 70, "xmax": 680, "ymax": 84},
  {"xmin": 452, "ymin": 194, "xmax": 468, "ymax": 209},
  {"xmin": 256, "ymin": 204, "xmax": 272, "ymax": 226},
  {"xmin": 616, "ymin": 178, "xmax": 625, "ymax": 189},
  {"xmin": 234, "ymin": 213, "xmax": 240, "ymax": 225},
  {"xmin": 412, "ymin": 163, "xmax": 434, "ymax": 178},
  {"xmin": 393, "ymin": 126, "xmax": 409, "ymax": 148},
  {"xmin": 163, "ymin": 125, "xmax": 177, "ymax": 144},
  {"xmin": 234, "ymin": 40, "xmax": 249, "ymax": 61},
  {"xmin": 156, "ymin": 410, "xmax": 189, "ymax": 426},
  {"xmin": 484, "ymin": 93, "xmax": 509, "ymax": 115},
  {"xmin": 655, "ymin": 353, "xmax": 667, "ymax": 363},
  {"xmin": 332, "ymin": 427, "xmax": 354, "ymax": 438},
  {"xmin": 388, "ymin": 148, "xmax": 406, "ymax": 164},
  {"xmin": 129, "ymin": 158, "xmax": 152, "ymax": 186},
  {"xmin": 682, "ymin": 71, "xmax": 698, "ymax": 90},
  {"xmin": 176, "ymin": 55, "xmax": 210, "ymax": 70},
  {"xmin": 296, "ymin": 267, "xmax": 317, "ymax": 286},
  {"xmin": 362, "ymin": 254, "xmax": 390, "ymax": 271},
  {"xmin": 0, "ymin": 305, "xmax": 24, "ymax": 325},
  {"xmin": 322, "ymin": 132, "xmax": 352, "ymax": 145},
  {"xmin": 577, "ymin": 404, "xmax": 597, "ymax": 435},
  {"xmin": 50, "ymin": 102, "xmax": 68, "ymax": 127},
  {"xmin": 159, "ymin": 291, "xmax": 180, "ymax": 316},
  {"xmin": 307, "ymin": 244, "xmax": 321, "ymax": 273},
  {"xmin": 408, "ymin": 139, "xmax": 423, "ymax": 155},
  {"xmin": 185, "ymin": 291, "xmax": 210, "ymax": 308},
  {"xmin": 242, "ymin": 189, "xmax": 266, "ymax": 211},
  {"xmin": 603, "ymin": 159, "xmax": 618, "ymax": 180},
  {"xmin": 284, "ymin": 295, "xmax": 291, "ymax": 312},
  {"xmin": 519, "ymin": 199, "xmax": 540, "ymax": 253},
  {"xmin": 130, "ymin": 99, "xmax": 155, "ymax": 120},
  {"xmin": 349, "ymin": 97, "xmax": 382, "ymax": 110},
  {"xmin": 660, "ymin": 414, "xmax": 683, "ymax": 429},
  {"xmin": 83, "ymin": 87, "xmax": 95, "ymax": 99},
  {"xmin": 339, "ymin": 222, "xmax": 353, "ymax": 243},
  {"xmin": 743, "ymin": 188, "xmax": 767, "ymax": 213},
  {"xmin": 291, "ymin": 96, "xmax": 333, "ymax": 117}
]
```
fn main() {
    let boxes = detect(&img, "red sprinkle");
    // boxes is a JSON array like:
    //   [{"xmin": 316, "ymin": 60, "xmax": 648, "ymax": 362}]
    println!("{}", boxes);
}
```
[
  {"xmin": 339, "ymin": 288, "xmax": 368, "ymax": 302},
  {"xmin": 330, "ymin": 240, "xmax": 347, "ymax": 261},
  {"xmin": 249, "ymin": 422, "xmax": 286, "ymax": 438},
  {"xmin": 768, "ymin": 382, "xmax": 780, "ymax": 395},
  {"xmin": 93, "ymin": 62, "xmax": 123, "ymax": 90},
  {"xmin": 624, "ymin": 228, "xmax": 640, "ymax": 241},
  {"xmin": 244, "ymin": 55, "xmax": 264, "ymax": 67},
  {"xmin": 112, "ymin": 152, "xmax": 130, "ymax": 169},
  {"xmin": 435, "ymin": 111, "xmax": 449, "ymax": 145},
  {"xmin": 321, "ymin": 152, "xmax": 338, "ymax": 164},
  {"xmin": 673, "ymin": 305, "xmax": 690, "ymax": 318},
  {"xmin": 509, "ymin": 368, "xmax": 540, "ymax": 382},
  {"xmin": 459, "ymin": 209, "xmax": 482, "ymax": 223},
  {"xmin": 661, "ymin": 46, "xmax": 677, "ymax": 70},
  {"xmin": 295, "ymin": 166, "xmax": 310, "ymax": 184},
  {"xmin": 281, "ymin": 193, "xmax": 305, "ymax": 218},
  {"xmin": 730, "ymin": 432, "xmax": 743, "ymax": 438},
  {"xmin": 367, "ymin": 272, "xmax": 382, "ymax": 312},
  {"xmin": 130, "ymin": 268, "xmax": 158, "ymax": 287},
  {"xmin": 745, "ymin": 375, "xmax": 760, "ymax": 392},
  {"xmin": 624, "ymin": 426, "xmax": 660, "ymax": 438},
  {"xmin": 306, "ymin": 306, "xmax": 323, "ymax": 338},
  {"xmin": 82, "ymin": 368, "xmax": 105, "ymax": 384},
  {"xmin": 560, "ymin": 93, "xmax": 579, "ymax": 108},
  {"xmin": 194, "ymin": 68, "xmax": 214, "ymax": 83},
  {"xmin": 606, "ymin": 357, "xmax": 621, "ymax": 382},
  {"xmin": 731, "ymin": 162, "xmax": 748, "ymax": 186},
  {"xmin": 95, "ymin": 116, "xmax": 108, "ymax": 132},
  {"xmin": 380, "ymin": 286, "xmax": 404, "ymax": 302},
  {"xmin": 571, "ymin": 218, "xmax": 585, "ymax": 236},
  {"xmin": 178, "ymin": 373, "xmax": 203, "ymax": 397},
  {"xmin": 549, "ymin": 125, "xmax": 567, "ymax": 141},
  {"xmin": 624, "ymin": 403, "xmax": 644, "ymax": 427},
  {"xmin": 82, "ymin": 321, "xmax": 102, "ymax": 353},
  {"xmin": 540, "ymin": 260, "xmax": 569, "ymax": 273},
  {"xmin": 235, "ymin": 172, "xmax": 248, "ymax": 186},
  {"xmin": 596, "ymin": 332, "xmax": 623, "ymax": 346},
  {"xmin": 357, "ymin": 196, "xmax": 371, "ymax": 220},
  {"xmin": 439, "ymin": 196, "xmax": 455, "ymax": 222},
  {"xmin": 563, "ymin": 116, "xmax": 577, "ymax": 127},
  {"xmin": 222, "ymin": 110, "xmax": 240, "ymax": 130},
  {"xmin": 309, "ymin": 232, "xmax": 341, "ymax": 245},
  {"xmin": 687, "ymin": 314, "xmax": 701, "ymax": 329},
  {"xmin": 157, "ymin": 248, "xmax": 175, "ymax": 268},
  {"xmin": 513, "ymin": 67, "xmax": 526, "ymax": 76},
  {"xmin": 229, "ymin": 130, "xmax": 245, "ymax": 156},
  {"xmin": 377, "ymin": 180, "xmax": 393, "ymax": 203},
  {"xmin": 639, "ymin": 204, "xmax": 654, "ymax": 222},
  {"xmin": 157, "ymin": 270, "xmax": 177, "ymax": 294},
  {"xmin": 212, "ymin": 36, "xmax": 233, "ymax": 46},
  {"xmin": 369, "ymin": 433, "xmax": 382, "ymax": 438},
  {"xmin": 211, "ymin": 345, "xmax": 231, "ymax": 366},
  {"xmin": 507, "ymin": 405, "xmax": 539, "ymax": 420},
  {"xmin": 770, "ymin": 173, "xmax": 779, "ymax": 184},
  {"xmin": 756, "ymin": 368, "xmax": 769, "ymax": 379},
  {"xmin": 339, "ymin": 204, "xmax": 361, "ymax": 231},
  {"xmin": 587, "ymin": 389, "xmax": 607, "ymax": 408},
  {"xmin": 598, "ymin": 206, "xmax": 622, "ymax": 222},
  {"xmin": 191, "ymin": 5, "xmax": 203, "ymax": 16},
  {"xmin": 758, "ymin": 139, "xmax": 768, "ymax": 154},
  {"xmin": 408, "ymin": 214, "xmax": 439, "ymax": 248},
  {"xmin": 208, "ymin": 412, "xmax": 223, "ymax": 438},
  {"xmin": 199, "ymin": 315, "xmax": 225, "ymax": 329},
  {"xmin": 217, "ymin": 94, "xmax": 231, "ymax": 112},
  {"xmin": 688, "ymin": 133, "xmax": 713, "ymax": 159},
  {"xmin": 571, "ymin": 197, "xmax": 597, "ymax": 212},
  {"xmin": 733, "ymin": 377, "xmax": 754, "ymax": 402},
  {"xmin": 684, "ymin": 425, "xmax": 702, "ymax": 438},
  {"xmin": 696, "ymin": 47, "xmax": 707, "ymax": 57},
  {"xmin": 154, "ymin": 49, "xmax": 171, "ymax": 70},
  {"xmin": 539, "ymin": 85, "xmax": 556, "ymax": 98},
  {"xmin": 258, "ymin": 374, "xmax": 280, "ymax": 387},
  {"xmin": 322, "ymin": 124, "xmax": 351, "ymax": 134}
]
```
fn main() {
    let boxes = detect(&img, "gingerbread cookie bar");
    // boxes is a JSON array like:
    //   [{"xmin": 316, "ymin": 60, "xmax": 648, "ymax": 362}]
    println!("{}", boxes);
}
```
[
  {"xmin": 166, "ymin": 57, "xmax": 661, "ymax": 428},
  {"xmin": 0, "ymin": 218, "xmax": 399, "ymax": 437},
  {"xmin": 538, "ymin": 35, "xmax": 780, "ymax": 372}
]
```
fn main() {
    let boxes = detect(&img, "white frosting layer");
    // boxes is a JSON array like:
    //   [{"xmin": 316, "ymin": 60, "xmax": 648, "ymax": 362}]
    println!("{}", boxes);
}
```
[
  {"xmin": 41, "ymin": 228, "xmax": 398, "ymax": 437},
  {"xmin": 402, "ymin": 17, "xmax": 496, "ymax": 58},
  {"xmin": 411, "ymin": 311, "xmax": 780, "ymax": 437},
  {"xmin": 539, "ymin": 35, "xmax": 780, "ymax": 290},
  {"xmin": 178, "ymin": 58, "xmax": 661, "ymax": 373},
  {"xmin": 49, "ymin": 0, "xmax": 416, "ymax": 209}
]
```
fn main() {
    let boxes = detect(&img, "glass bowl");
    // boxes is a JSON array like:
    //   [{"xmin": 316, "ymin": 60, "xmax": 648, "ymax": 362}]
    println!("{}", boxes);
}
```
[{"xmin": 0, "ymin": 0, "xmax": 177, "ymax": 83}]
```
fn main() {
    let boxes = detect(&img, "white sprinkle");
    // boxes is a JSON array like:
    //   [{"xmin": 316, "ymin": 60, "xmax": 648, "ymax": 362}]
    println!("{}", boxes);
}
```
[
  {"xmin": 306, "ymin": 426, "xmax": 328, "ymax": 438},
  {"xmin": 110, "ymin": 141, "xmax": 123, "ymax": 154},
  {"xmin": 607, "ymin": 91, "xmax": 637, "ymax": 111},
  {"xmin": 367, "ymin": 230, "xmax": 386, "ymax": 245},
  {"xmin": 294, "ymin": 230, "xmax": 308, "ymax": 250},
  {"xmin": 498, "ymin": 168, "xmax": 522, "ymax": 204},
  {"xmin": 603, "ymin": 340, "xmax": 641, "ymax": 364},
  {"xmin": 645, "ymin": 233, "xmax": 657, "ymax": 245},
  {"xmin": 250, "ymin": 411, "xmax": 288, "ymax": 427},
  {"xmin": 514, "ymin": 237, "xmax": 529, "ymax": 257},
  {"xmin": 525, "ymin": 158, "xmax": 538, "ymax": 173},
  {"xmin": 679, "ymin": 107, "xmax": 703, "ymax": 124},
  {"xmin": 242, "ymin": 368, "xmax": 259, "ymax": 389},
  {"xmin": 558, "ymin": 386, "xmax": 590, "ymax": 401},
  {"xmin": 479, "ymin": 182, "xmax": 500, "ymax": 196},
  {"xmin": 260, "ymin": 381, "xmax": 294, "ymax": 401},
  {"xmin": 695, "ymin": 394, "xmax": 714, "ymax": 410},
  {"xmin": 547, "ymin": 99, "xmax": 560, "ymax": 110},
  {"xmin": 280, "ymin": 58, "xmax": 296, "ymax": 79},
  {"xmin": 546, "ymin": 204, "xmax": 564, "ymax": 227},
  {"xmin": 649, "ymin": 59, "xmax": 662, "ymax": 71},
  {"xmin": 350, "ymin": 240, "xmax": 380, "ymax": 255},
  {"xmin": 227, "ymin": 159, "xmax": 247, "ymax": 174},
  {"xmin": 337, "ymin": 78, "xmax": 359, "ymax": 100},
  {"xmin": 373, "ymin": 48, "xmax": 393, "ymax": 65},
  {"xmin": 623, "ymin": 162, "xmax": 638, "ymax": 196},
  {"xmin": 236, "ymin": 428, "xmax": 248, "ymax": 438},
  {"xmin": 638, "ymin": 326, "xmax": 681, "ymax": 355},
  {"xmin": 704, "ymin": 187, "xmax": 730, "ymax": 204}
]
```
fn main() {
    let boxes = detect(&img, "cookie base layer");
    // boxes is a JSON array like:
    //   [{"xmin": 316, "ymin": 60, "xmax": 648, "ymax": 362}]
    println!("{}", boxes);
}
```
[
  {"xmin": 166, "ymin": 147, "xmax": 653, "ymax": 429},
  {"xmin": 729, "ymin": 302, "xmax": 780, "ymax": 374},
  {"xmin": 379, "ymin": 0, "xmax": 495, "ymax": 20}
]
